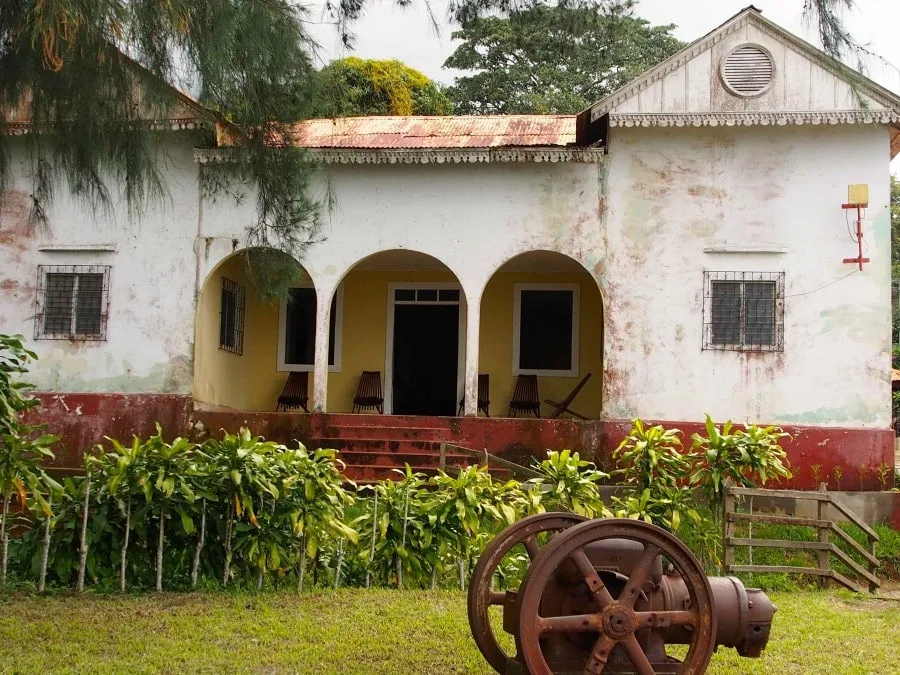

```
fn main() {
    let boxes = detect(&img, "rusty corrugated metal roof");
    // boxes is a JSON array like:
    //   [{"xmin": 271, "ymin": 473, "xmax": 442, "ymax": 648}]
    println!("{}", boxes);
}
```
[{"xmin": 275, "ymin": 115, "xmax": 577, "ymax": 149}]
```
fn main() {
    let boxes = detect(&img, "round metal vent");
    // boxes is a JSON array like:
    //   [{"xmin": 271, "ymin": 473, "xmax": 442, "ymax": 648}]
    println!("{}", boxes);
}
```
[{"xmin": 721, "ymin": 44, "xmax": 775, "ymax": 97}]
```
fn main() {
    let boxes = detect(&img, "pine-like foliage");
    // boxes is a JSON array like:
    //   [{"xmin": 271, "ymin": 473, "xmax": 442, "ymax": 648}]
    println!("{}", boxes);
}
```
[
  {"xmin": 0, "ymin": 1, "xmax": 321, "ymax": 291},
  {"xmin": 802, "ymin": 0, "xmax": 859, "ymax": 61},
  {"xmin": 802, "ymin": 0, "xmax": 897, "ymax": 75}
]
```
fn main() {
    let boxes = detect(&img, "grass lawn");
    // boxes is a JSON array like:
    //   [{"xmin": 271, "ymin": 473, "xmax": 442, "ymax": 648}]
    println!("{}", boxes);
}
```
[{"xmin": 0, "ymin": 589, "xmax": 898, "ymax": 674}]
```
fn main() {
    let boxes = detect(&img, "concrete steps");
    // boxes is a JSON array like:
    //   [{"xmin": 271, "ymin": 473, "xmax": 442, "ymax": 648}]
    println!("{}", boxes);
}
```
[
  {"xmin": 320, "ymin": 425, "xmax": 446, "ymax": 442},
  {"xmin": 312, "ymin": 416, "xmax": 508, "ymax": 483}
]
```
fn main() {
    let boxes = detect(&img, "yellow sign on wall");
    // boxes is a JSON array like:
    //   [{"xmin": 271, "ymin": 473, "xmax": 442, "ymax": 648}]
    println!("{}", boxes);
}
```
[{"xmin": 847, "ymin": 184, "xmax": 869, "ymax": 205}]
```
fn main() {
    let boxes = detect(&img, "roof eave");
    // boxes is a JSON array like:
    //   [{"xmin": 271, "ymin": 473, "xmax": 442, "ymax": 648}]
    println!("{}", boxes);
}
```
[{"xmin": 195, "ymin": 146, "xmax": 606, "ymax": 165}]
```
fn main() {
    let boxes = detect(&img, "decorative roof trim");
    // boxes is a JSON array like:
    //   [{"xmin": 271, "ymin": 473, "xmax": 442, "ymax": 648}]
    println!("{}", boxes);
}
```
[
  {"xmin": 588, "ymin": 7, "xmax": 900, "ymax": 123},
  {"xmin": 2, "ymin": 118, "xmax": 207, "ymax": 136},
  {"xmin": 195, "ymin": 147, "xmax": 606, "ymax": 166},
  {"xmin": 609, "ymin": 110, "xmax": 900, "ymax": 128},
  {"xmin": 589, "ymin": 11, "xmax": 749, "ymax": 122}
]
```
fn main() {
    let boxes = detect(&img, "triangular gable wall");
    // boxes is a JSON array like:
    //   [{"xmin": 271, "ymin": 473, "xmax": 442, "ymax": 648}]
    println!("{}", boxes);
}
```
[{"xmin": 586, "ymin": 6, "xmax": 900, "ymax": 123}]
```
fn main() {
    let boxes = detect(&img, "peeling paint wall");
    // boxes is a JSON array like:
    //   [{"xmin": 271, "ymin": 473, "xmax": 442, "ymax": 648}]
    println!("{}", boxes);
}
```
[
  {"xmin": 603, "ymin": 124, "xmax": 892, "ymax": 428},
  {"xmin": 0, "ymin": 137, "xmax": 199, "ymax": 395},
  {"xmin": 1, "ymin": 122, "xmax": 892, "ymax": 432}
]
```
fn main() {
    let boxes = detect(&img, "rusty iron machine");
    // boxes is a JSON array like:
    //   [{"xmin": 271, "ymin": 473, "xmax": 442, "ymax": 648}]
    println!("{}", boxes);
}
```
[{"xmin": 467, "ymin": 514, "xmax": 776, "ymax": 674}]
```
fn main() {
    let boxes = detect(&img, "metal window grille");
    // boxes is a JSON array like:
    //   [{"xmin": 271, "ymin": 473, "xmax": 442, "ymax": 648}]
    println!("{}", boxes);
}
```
[
  {"xmin": 35, "ymin": 265, "xmax": 110, "ymax": 340},
  {"xmin": 703, "ymin": 271, "xmax": 784, "ymax": 352},
  {"xmin": 219, "ymin": 277, "xmax": 245, "ymax": 355}
]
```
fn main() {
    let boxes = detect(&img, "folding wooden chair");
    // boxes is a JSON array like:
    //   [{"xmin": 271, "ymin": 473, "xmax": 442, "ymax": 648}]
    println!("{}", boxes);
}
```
[
  {"xmin": 508, "ymin": 374, "xmax": 540, "ymax": 418},
  {"xmin": 276, "ymin": 371, "xmax": 309, "ymax": 412},
  {"xmin": 457, "ymin": 374, "xmax": 490, "ymax": 417},
  {"xmin": 352, "ymin": 370, "xmax": 384, "ymax": 414},
  {"xmin": 545, "ymin": 372, "xmax": 592, "ymax": 420}
]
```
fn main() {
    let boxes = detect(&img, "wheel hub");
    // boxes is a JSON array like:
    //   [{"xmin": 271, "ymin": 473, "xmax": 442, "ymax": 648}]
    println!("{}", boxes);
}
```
[{"xmin": 602, "ymin": 604, "xmax": 637, "ymax": 641}]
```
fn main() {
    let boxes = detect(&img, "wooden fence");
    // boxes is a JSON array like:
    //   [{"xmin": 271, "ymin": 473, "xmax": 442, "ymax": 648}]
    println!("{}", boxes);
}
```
[
  {"xmin": 723, "ymin": 481, "xmax": 881, "ymax": 593},
  {"xmin": 438, "ymin": 442, "xmax": 541, "ymax": 481}
]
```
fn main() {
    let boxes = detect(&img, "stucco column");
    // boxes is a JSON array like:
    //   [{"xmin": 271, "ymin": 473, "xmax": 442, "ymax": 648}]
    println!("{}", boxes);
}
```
[
  {"xmin": 312, "ymin": 290, "xmax": 332, "ymax": 412},
  {"xmin": 463, "ymin": 295, "xmax": 480, "ymax": 416}
]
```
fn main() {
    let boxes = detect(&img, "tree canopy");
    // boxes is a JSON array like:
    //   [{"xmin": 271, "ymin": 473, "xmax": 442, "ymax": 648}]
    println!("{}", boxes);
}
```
[
  {"xmin": 444, "ymin": 1, "xmax": 683, "ymax": 115},
  {"xmin": 314, "ymin": 58, "xmax": 451, "ymax": 117}
]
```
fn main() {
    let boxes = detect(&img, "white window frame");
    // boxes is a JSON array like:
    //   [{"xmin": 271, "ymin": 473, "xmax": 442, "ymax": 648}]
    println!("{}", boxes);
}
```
[
  {"xmin": 513, "ymin": 282, "xmax": 580, "ymax": 377},
  {"xmin": 277, "ymin": 284, "xmax": 343, "ymax": 373},
  {"xmin": 385, "ymin": 282, "xmax": 466, "ymax": 416}
]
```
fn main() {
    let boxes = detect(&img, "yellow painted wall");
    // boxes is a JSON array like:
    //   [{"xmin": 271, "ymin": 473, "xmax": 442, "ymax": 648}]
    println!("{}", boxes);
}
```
[
  {"xmin": 479, "ymin": 273, "xmax": 603, "ymax": 418},
  {"xmin": 195, "ymin": 262, "xmax": 602, "ymax": 416},
  {"xmin": 327, "ymin": 270, "xmax": 458, "ymax": 412},
  {"xmin": 194, "ymin": 256, "xmax": 285, "ymax": 411}
]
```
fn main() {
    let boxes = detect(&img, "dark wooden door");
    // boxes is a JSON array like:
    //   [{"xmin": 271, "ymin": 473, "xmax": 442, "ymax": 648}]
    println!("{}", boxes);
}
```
[{"xmin": 392, "ymin": 304, "xmax": 459, "ymax": 416}]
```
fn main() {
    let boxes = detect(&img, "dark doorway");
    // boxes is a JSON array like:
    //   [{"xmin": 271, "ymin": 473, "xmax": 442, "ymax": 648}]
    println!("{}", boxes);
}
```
[{"xmin": 392, "ymin": 304, "xmax": 459, "ymax": 416}]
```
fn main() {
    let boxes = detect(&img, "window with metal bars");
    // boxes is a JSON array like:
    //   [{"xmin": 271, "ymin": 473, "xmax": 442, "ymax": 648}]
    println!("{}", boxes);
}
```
[
  {"xmin": 35, "ymin": 265, "xmax": 110, "ymax": 340},
  {"xmin": 703, "ymin": 272, "xmax": 784, "ymax": 352},
  {"xmin": 219, "ymin": 278, "xmax": 246, "ymax": 354}
]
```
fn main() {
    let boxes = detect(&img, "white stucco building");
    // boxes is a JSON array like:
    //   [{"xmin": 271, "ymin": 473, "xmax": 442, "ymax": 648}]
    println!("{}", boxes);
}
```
[{"xmin": 1, "ymin": 7, "xmax": 898, "ymax": 487}]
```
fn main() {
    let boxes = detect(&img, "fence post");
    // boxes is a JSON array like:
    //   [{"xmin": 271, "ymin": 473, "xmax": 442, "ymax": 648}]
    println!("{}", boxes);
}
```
[
  {"xmin": 867, "ymin": 536, "xmax": 879, "ymax": 594},
  {"xmin": 723, "ymin": 478, "xmax": 734, "ymax": 573},
  {"xmin": 817, "ymin": 483, "xmax": 829, "ymax": 589},
  {"xmin": 439, "ymin": 442, "xmax": 446, "ymax": 472}
]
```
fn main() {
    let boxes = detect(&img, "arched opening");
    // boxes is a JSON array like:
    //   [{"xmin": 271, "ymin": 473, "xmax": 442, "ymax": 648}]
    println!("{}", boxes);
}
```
[
  {"xmin": 331, "ymin": 249, "xmax": 464, "ymax": 415},
  {"xmin": 478, "ymin": 251, "xmax": 603, "ymax": 418},
  {"xmin": 194, "ymin": 249, "xmax": 325, "ymax": 411}
]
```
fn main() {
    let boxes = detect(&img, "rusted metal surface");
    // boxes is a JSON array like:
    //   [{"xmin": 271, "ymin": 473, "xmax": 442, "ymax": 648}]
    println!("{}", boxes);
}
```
[
  {"xmin": 467, "ymin": 513, "xmax": 588, "ymax": 673},
  {"xmin": 469, "ymin": 515, "xmax": 776, "ymax": 674},
  {"xmin": 273, "ymin": 115, "xmax": 577, "ymax": 149}
]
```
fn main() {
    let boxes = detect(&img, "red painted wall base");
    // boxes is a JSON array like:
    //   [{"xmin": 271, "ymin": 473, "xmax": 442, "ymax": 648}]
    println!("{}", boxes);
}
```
[
  {"xmin": 26, "ymin": 393, "xmax": 896, "ymax": 492},
  {"xmin": 28, "ymin": 393, "xmax": 192, "ymax": 472}
]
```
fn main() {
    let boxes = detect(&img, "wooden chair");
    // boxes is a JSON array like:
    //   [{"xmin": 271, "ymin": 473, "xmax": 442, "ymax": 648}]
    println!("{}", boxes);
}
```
[
  {"xmin": 353, "ymin": 370, "xmax": 384, "ymax": 414},
  {"xmin": 545, "ymin": 372, "xmax": 592, "ymax": 420},
  {"xmin": 508, "ymin": 374, "xmax": 540, "ymax": 418},
  {"xmin": 276, "ymin": 371, "xmax": 309, "ymax": 412},
  {"xmin": 457, "ymin": 374, "xmax": 490, "ymax": 417}
]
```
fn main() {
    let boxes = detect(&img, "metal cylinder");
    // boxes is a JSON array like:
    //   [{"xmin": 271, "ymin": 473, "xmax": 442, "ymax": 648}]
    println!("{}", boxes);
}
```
[{"xmin": 659, "ymin": 575, "xmax": 776, "ymax": 656}]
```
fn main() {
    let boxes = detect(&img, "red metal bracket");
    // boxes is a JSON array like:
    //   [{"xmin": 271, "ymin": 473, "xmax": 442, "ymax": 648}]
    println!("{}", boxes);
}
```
[{"xmin": 842, "ymin": 203, "xmax": 870, "ymax": 270}]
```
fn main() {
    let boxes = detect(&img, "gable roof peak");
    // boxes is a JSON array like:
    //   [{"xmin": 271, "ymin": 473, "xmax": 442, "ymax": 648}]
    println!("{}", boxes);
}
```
[{"xmin": 582, "ymin": 5, "xmax": 900, "ymax": 125}]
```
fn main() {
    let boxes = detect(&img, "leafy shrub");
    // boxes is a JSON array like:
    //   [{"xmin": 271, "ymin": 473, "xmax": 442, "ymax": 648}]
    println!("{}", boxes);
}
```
[
  {"xmin": 0, "ymin": 334, "xmax": 60, "ymax": 586},
  {"xmin": 689, "ymin": 415, "xmax": 792, "ymax": 500},
  {"xmin": 611, "ymin": 420, "xmax": 699, "ymax": 532},
  {"xmin": 529, "ymin": 450, "xmax": 609, "ymax": 517}
]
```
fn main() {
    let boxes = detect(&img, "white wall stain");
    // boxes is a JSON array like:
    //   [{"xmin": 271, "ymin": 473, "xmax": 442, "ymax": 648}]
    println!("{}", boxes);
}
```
[{"xmin": 0, "ymin": 123, "xmax": 892, "ymax": 428}]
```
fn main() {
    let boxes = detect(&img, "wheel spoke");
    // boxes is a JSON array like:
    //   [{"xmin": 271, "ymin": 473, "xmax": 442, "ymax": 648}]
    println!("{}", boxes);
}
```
[
  {"xmin": 570, "ymin": 549, "xmax": 615, "ymax": 608},
  {"xmin": 620, "ymin": 634, "xmax": 656, "ymax": 675},
  {"xmin": 537, "ymin": 613, "xmax": 602, "ymax": 634},
  {"xmin": 618, "ymin": 543, "xmax": 659, "ymax": 608},
  {"xmin": 634, "ymin": 610, "xmax": 697, "ymax": 630},
  {"xmin": 523, "ymin": 535, "xmax": 540, "ymax": 560},
  {"xmin": 583, "ymin": 634, "xmax": 616, "ymax": 675}
]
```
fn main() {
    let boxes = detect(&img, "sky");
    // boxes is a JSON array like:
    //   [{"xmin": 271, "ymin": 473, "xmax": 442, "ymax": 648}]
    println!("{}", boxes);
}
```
[{"xmin": 304, "ymin": 0, "xmax": 900, "ymax": 94}]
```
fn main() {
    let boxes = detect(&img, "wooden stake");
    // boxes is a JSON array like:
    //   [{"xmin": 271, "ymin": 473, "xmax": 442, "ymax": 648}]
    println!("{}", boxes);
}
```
[{"xmin": 76, "ymin": 472, "xmax": 92, "ymax": 593}]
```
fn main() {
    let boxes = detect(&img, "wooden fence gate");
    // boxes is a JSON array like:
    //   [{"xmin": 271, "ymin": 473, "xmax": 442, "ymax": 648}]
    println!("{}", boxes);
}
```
[{"xmin": 723, "ymin": 481, "xmax": 881, "ymax": 593}]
